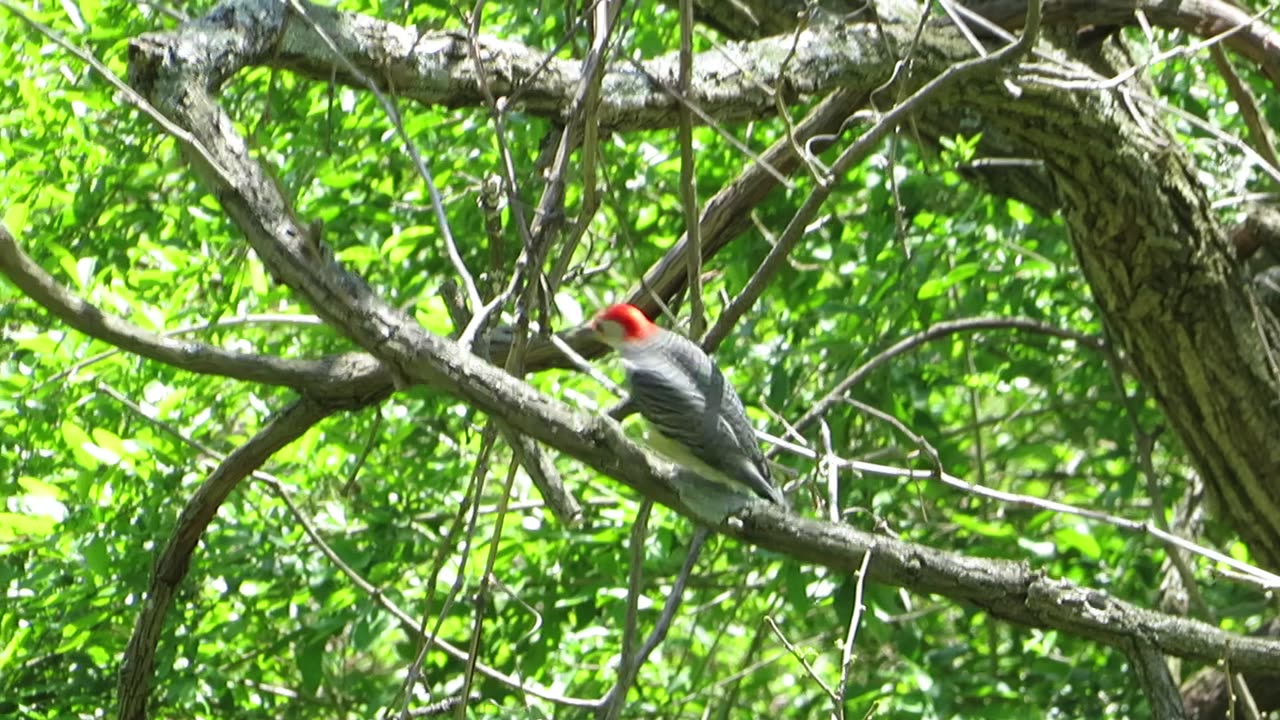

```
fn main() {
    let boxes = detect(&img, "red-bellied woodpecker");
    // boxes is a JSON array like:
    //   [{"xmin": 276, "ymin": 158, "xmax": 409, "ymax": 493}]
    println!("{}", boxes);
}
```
[{"xmin": 591, "ymin": 303, "xmax": 786, "ymax": 506}]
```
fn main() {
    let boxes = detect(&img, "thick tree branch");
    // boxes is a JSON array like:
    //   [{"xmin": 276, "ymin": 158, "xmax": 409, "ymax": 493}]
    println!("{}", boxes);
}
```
[
  {"xmin": 744, "ymin": 509, "xmax": 1280, "ymax": 669},
  {"xmin": 965, "ymin": 0, "xmax": 1280, "ymax": 87},
  {"xmin": 9, "ymin": 0, "xmax": 1246, "ymax": 715},
  {"xmin": 1182, "ymin": 621, "xmax": 1280, "ymax": 720},
  {"xmin": 1125, "ymin": 638, "xmax": 1187, "ymax": 720},
  {"xmin": 696, "ymin": 0, "xmax": 1280, "ymax": 90},
  {"xmin": 264, "ymin": 2, "xmax": 892, "ymax": 132},
  {"xmin": 116, "ymin": 397, "xmax": 341, "ymax": 720},
  {"xmin": 116, "ymin": 0, "xmax": 1280, "ymax": 680},
  {"xmin": 0, "ymin": 224, "xmax": 389, "ymax": 397}
]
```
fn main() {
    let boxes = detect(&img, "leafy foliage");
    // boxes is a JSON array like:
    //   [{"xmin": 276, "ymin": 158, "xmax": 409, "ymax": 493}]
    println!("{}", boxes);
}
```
[{"xmin": 0, "ymin": 0, "xmax": 1274, "ymax": 719}]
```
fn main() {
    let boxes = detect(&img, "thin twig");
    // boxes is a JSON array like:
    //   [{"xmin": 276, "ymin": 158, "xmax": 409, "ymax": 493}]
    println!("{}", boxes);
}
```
[
  {"xmin": 699, "ymin": 107, "xmax": 868, "ymax": 351},
  {"xmin": 398, "ymin": 424, "xmax": 501, "ymax": 720},
  {"xmin": 1019, "ymin": 16, "xmax": 1280, "ymax": 188},
  {"xmin": 602, "ymin": 500, "xmax": 652, "ymax": 720},
  {"xmin": 837, "ymin": 549, "xmax": 874, "ymax": 716},
  {"xmin": 765, "ymin": 616, "xmax": 840, "ymax": 704},
  {"xmin": 622, "ymin": 54, "xmax": 795, "ymax": 188},
  {"xmin": 1229, "ymin": 668, "xmax": 1263, "ymax": 720},
  {"xmin": 843, "ymin": 399, "xmax": 937, "ymax": 521},
  {"xmin": 771, "ymin": 11, "xmax": 829, "ymax": 183},
  {"xmin": 545, "ymin": 0, "xmax": 621, "ymax": 296},
  {"xmin": 1028, "ymin": 3, "xmax": 1271, "ymax": 94},
  {"xmin": 685, "ymin": 633, "xmax": 824, "ymax": 711},
  {"xmin": 550, "ymin": 333, "xmax": 625, "ymax": 397},
  {"xmin": 785, "ymin": 315, "xmax": 1104, "ymax": 444},
  {"xmin": 937, "ymin": 0, "xmax": 989, "ymax": 58},
  {"xmin": 457, "ymin": 459, "xmax": 522, "ymax": 720},
  {"xmin": 285, "ymin": 0, "xmax": 484, "ymax": 318},
  {"xmin": 678, "ymin": 0, "xmax": 705, "ymax": 340},
  {"xmin": 754, "ymin": 424, "xmax": 1280, "ymax": 589},
  {"xmin": 845, "ymin": 399, "xmax": 944, "ymax": 481},
  {"xmin": 101, "ymin": 384, "xmax": 588, "ymax": 710},
  {"xmin": 601, "ymin": 526, "xmax": 710, "ymax": 718},
  {"xmin": 704, "ymin": 593, "xmax": 786, "ymax": 720},
  {"xmin": 340, "ymin": 408, "xmax": 382, "ymax": 496},
  {"xmin": 820, "ymin": 420, "xmax": 840, "ymax": 524}
]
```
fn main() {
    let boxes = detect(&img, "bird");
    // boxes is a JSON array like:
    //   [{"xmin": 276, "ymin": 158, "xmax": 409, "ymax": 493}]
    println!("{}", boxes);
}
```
[{"xmin": 591, "ymin": 303, "xmax": 786, "ymax": 506}]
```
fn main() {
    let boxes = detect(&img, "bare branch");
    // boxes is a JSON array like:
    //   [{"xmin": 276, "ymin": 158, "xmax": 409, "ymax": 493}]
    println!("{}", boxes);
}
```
[
  {"xmin": 601, "ymin": 514, "xmax": 710, "ymax": 719},
  {"xmin": 114, "ymin": 392, "xmax": 341, "ymax": 720},
  {"xmin": 679, "ymin": 0, "xmax": 706, "ymax": 340},
  {"xmin": 0, "ymin": 225, "xmax": 389, "ymax": 395},
  {"xmin": 1209, "ymin": 45, "xmax": 1280, "ymax": 174},
  {"xmin": 766, "ymin": 616, "xmax": 840, "ymax": 704},
  {"xmin": 837, "ymin": 549, "xmax": 873, "ymax": 716},
  {"xmin": 786, "ymin": 315, "xmax": 1104, "ymax": 440},
  {"xmin": 1124, "ymin": 639, "xmax": 1186, "ymax": 720}
]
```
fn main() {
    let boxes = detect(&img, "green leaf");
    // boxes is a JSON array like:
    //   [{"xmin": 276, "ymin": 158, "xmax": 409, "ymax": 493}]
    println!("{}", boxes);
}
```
[
  {"xmin": 917, "ymin": 262, "xmax": 981, "ymax": 299},
  {"xmin": 90, "ymin": 427, "xmax": 129, "ymax": 461},
  {"xmin": 82, "ymin": 537, "xmax": 111, "ymax": 576},
  {"xmin": 1054, "ymin": 523, "xmax": 1103, "ymax": 558},
  {"xmin": 60, "ymin": 420, "xmax": 99, "ymax": 469},
  {"xmin": 1006, "ymin": 200, "xmax": 1033, "ymax": 224},
  {"xmin": 297, "ymin": 639, "xmax": 326, "ymax": 695},
  {"xmin": 3, "ymin": 203, "xmax": 29, "ymax": 234},
  {"xmin": 415, "ymin": 294, "xmax": 454, "ymax": 336},
  {"xmin": 0, "ymin": 511, "xmax": 58, "ymax": 541}
]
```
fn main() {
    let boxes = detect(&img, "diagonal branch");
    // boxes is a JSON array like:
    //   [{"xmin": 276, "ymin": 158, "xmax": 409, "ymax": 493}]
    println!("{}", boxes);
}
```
[
  {"xmin": 490, "ymin": 87, "xmax": 869, "ymax": 371},
  {"xmin": 117, "ymin": 0, "xmax": 1280, "ymax": 682},
  {"xmin": 0, "ymin": 225, "xmax": 389, "ymax": 396},
  {"xmin": 703, "ymin": 0, "xmax": 1042, "ymax": 352},
  {"xmin": 786, "ymin": 315, "xmax": 1106, "ymax": 439},
  {"xmin": 115, "ymin": 395, "xmax": 345, "ymax": 720}
]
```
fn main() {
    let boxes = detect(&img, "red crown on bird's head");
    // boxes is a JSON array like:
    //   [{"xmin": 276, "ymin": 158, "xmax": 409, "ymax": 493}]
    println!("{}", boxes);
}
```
[{"xmin": 592, "ymin": 303, "xmax": 659, "ymax": 342}]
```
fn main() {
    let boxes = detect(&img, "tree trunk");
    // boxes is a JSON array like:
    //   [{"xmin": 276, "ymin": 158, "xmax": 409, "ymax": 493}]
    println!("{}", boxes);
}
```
[{"xmin": 705, "ymin": 0, "xmax": 1280, "ymax": 570}]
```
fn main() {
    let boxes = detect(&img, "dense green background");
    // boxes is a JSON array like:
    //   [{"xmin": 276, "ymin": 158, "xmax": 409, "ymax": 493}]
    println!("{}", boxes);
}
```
[{"xmin": 1, "ymin": 1, "xmax": 1273, "ymax": 718}]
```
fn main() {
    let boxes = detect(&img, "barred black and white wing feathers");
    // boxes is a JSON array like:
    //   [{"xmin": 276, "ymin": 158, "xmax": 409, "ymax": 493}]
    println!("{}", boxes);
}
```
[{"xmin": 620, "ymin": 329, "xmax": 784, "ymax": 505}]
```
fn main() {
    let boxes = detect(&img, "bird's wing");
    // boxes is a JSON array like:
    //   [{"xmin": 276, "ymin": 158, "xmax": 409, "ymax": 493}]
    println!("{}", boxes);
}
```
[
  {"xmin": 623, "ymin": 348, "xmax": 711, "ymax": 454},
  {"xmin": 624, "ymin": 334, "xmax": 782, "ymax": 503}
]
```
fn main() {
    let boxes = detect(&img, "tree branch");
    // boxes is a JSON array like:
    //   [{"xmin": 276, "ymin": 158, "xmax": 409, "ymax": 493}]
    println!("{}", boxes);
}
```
[
  {"xmin": 116, "ymin": 0, "xmax": 1280, "ymax": 676},
  {"xmin": 786, "ymin": 316, "xmax": 1106, "ymax": 438},
  {"xmin": 115, "ymin": 396, "xmax": 341, "ymax": 720},
  {"xmin": 0, "ymin": 224, "xmax": 389, "ymax": 397},
  {"xmin": 6, "ymin": 0, "xmax": 1251, "ymax": 714}
]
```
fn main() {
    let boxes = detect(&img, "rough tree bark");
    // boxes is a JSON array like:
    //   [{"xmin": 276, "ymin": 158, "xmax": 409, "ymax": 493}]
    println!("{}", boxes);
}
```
[
  {"xmin": 8, "ymin": 0, "xmax": 1270, "ymax": 715},
  {"xmin": 697, "ymin": 0, "xmax": 1280, "ymax": 570}
]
